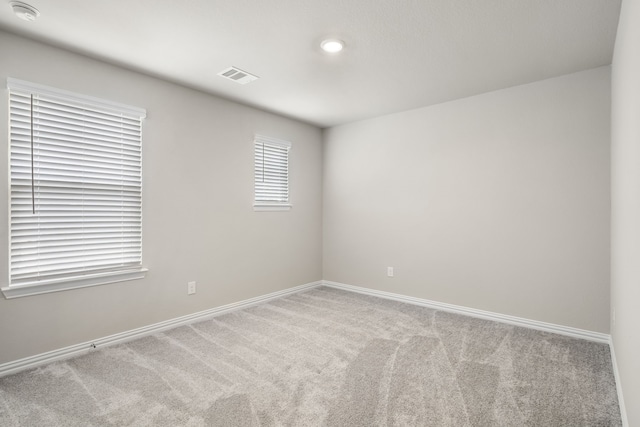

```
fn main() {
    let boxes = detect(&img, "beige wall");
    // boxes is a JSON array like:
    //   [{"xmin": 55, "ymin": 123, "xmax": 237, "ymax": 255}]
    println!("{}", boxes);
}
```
[
  {"xmin": 611, "ymin": 0, "xmax": 640, "ymax": 423},
  {"xmin": 323, "ymin": 67, "xmax": 611, "ymax": 333},
  {"xmin": 0, "ymin": 31, "xmax": 323, "ymax": 364}
]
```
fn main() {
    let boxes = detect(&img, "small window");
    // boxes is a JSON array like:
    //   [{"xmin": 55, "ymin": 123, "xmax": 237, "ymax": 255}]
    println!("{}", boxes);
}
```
[
  {"xmin": 1, "ymin": 78, "xmax": 147, "ymax": 298},
  {"xmin": 254, "ymin": 135, "xmax": 291, "ymax": 211}
]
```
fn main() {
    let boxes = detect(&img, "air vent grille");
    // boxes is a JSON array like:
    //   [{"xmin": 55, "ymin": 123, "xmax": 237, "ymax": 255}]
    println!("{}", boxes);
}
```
[{"xmin": 217, "ymin": 67, "xmax": 259, "ymax": 85}]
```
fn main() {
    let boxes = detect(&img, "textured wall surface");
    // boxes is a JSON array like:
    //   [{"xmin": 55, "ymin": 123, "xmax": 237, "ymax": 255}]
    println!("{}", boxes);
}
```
[
  {"xmin": 323, "ymin": 67, "xmax": 611, "ymax": 333},
  {"xmin": 0, "ymin": 31, "xmax": 323, "ymax": 364},
  {"xmin": 611, "ymin": 0, "xmax": 640, "ymax": 423}
]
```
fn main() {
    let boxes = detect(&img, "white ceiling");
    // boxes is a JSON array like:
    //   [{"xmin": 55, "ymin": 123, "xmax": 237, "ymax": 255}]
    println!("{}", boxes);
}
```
[{"xmin": 0, "ymin": 0, "xmax": 622, "ymax": 128}]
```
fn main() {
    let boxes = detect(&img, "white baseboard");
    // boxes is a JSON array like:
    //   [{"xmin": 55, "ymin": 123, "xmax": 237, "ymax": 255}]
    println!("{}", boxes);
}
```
[
  {"xmin": 322, "ymin": 280, "xmax": 610, "ymax": 344},
  {"xmin": 609, "ymin": 338, "xmax": 629, "ymax": 427},
  {"xmin": 0, "ymin": 279, "xmax": 615, "ymax": 380},
  {"xmin": 0, "ymin": 281, "xmax": 322, "ymax": 378}
]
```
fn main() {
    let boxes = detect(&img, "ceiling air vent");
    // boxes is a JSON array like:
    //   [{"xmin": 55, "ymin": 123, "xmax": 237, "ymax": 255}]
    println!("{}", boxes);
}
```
[{"xmin": 217, "ymin": 67, "xmax": 259, "ymax": 85}]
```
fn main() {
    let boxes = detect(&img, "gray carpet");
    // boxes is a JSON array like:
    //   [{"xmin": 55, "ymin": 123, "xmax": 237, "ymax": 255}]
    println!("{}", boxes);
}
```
[{"xmin": 0, "ymin": 286, "xmax": 622, "ymax": 426}]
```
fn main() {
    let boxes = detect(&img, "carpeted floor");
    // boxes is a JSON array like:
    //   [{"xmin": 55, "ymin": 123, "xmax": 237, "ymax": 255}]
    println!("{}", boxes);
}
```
[{"xmin": 0, "ymin": 286, "xmax": 622, "ymax": 426}]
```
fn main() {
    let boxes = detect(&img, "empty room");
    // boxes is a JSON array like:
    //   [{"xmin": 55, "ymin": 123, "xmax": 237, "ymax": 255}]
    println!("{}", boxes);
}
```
[{"xmin": 0, "ymin": 0, "xmax": 638, "ymax": 425}]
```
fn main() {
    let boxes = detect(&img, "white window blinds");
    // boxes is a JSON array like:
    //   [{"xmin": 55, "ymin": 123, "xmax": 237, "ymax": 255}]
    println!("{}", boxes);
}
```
[
  {"xmin": 254, "ymin": 135, "xmax": 291, "ymax": 210},
  {"xmin": 4, "ymin": 78, "xmax": 147, "ymax": 297}
]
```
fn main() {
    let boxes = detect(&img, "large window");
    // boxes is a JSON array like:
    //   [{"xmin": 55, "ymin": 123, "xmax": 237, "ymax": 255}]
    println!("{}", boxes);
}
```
[
  {"xmin": 254, "ymin": 134, "xmax": 291, "ymax": 211},
  {"xmin": 2, "ymin": 79, "xmax": 147, "ymax": 299}
]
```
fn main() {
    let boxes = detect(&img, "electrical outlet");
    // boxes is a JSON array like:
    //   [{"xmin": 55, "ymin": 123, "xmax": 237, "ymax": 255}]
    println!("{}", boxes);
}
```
[
  {"xmin": 187, "ymin": 281, "xmax": 196, "ymax": 295},
  {"xmin": 612, "ymin": 308, "xmax": 616, "ymax": 325},
  {"xmin": 387, "ymin": 267, "xmax": 394, "ymax": 277}
]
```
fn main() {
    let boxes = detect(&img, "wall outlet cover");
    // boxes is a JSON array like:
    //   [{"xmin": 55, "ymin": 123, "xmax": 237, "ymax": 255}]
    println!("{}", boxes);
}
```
[{"xmin": 187, "ymin": 281, "xmax": 196, "ymax": 295}]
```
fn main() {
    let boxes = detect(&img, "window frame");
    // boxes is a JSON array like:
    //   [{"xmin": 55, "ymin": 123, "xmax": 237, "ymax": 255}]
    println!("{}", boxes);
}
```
[
  {"xmin": 253, "ymin": 134, "xmax": 292, "ymax": 211},
  {"xmin": 1, "ymin": 78, "xmax": 148, "ymax": 299}
]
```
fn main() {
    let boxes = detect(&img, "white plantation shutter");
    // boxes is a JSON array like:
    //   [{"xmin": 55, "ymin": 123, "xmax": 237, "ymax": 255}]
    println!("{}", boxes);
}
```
[
  {"xmin": 3, "ymin": 78, "xmax": 147, "ymax": 298},
  {"xmin": 254, "ymin": 135, "xmax": 291, "ymax": 210}
]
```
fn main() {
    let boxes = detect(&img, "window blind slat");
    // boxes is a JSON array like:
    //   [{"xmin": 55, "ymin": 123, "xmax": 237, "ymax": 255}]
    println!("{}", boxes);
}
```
[
  {"xmin": 8, "ymin": 80, "xmax": 145, "ymax": 287},
  {"xmin": 254, "ymin": 136, "xmax": 290, "ymax": 205}
]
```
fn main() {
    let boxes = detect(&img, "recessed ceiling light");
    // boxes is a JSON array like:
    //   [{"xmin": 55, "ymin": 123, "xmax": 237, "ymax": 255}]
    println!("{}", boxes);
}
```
[
  {"xmin": 9, "ymin": 1, "xmax": 40, "ymax": 21},
  {"xmin": 321, "ymin": 39, "xmax": 344, "ymax": 53}
]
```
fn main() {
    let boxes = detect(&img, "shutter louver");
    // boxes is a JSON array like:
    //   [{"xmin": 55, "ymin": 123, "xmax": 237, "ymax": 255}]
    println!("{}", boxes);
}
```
[
  {"xmin": 254, "ymin": 135, "xmax": 291, "ymax": 209},
  {"xmin": 7, "ymin": 79, "xmax": 146, "ymax": 291}
]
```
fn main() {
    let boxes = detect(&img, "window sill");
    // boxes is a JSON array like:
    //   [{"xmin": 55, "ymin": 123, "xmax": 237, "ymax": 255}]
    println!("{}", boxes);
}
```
[
  {"xmin": 1, "ymin": 268, "xmax": 148, "ymax": 299},
  {"xmin": 253, "ymin": 203, "xmax": 292, "ymax": 212}
]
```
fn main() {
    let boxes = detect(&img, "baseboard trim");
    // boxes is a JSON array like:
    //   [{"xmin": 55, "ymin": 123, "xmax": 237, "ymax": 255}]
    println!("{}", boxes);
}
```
[
  {"xmin": 0, "ymin": 281, "xmax": 322, "ymax": 378},
  {"xmin": 609, "ymin": 338, "xmax": 629, "ymax": 427},
  {"xmin": 322, "ymin": 280, "xmax": 610, "ymax": 344},
  {"xmin": 0, "ymin": 279, "xmax": 614, "ymax": 379}
]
